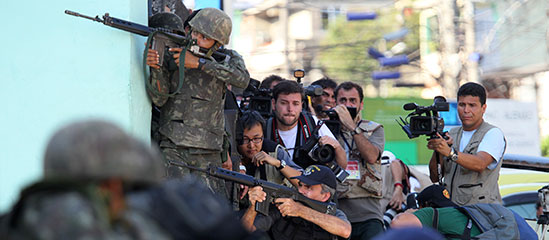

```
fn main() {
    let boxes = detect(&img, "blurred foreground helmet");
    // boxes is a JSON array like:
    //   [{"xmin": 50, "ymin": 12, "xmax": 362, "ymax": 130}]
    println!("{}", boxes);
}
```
[
  {"xmin": 188, "ymin": 8, "xmax": 232, "ymax": 45},
  {"xmin": 43, "ymin": 120, "xmax": 164, "ymax": 184},
  {"xmin": 149, "ymin": 12, "xmax": 184, "ymax": 31}
]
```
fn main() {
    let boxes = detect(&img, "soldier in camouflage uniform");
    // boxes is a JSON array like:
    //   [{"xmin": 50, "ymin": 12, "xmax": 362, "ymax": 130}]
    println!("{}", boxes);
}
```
[
  {"xmin": 0, "ymin": 120, "xmax": 170, "ymax": 240},
  {"xmin": 145, "ymin": 8, "xmax": 250, "ymax": 198}
]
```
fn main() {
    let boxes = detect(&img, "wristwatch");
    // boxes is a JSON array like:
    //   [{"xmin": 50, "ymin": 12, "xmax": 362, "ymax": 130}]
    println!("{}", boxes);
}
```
[
  {"xmin": 197, "ymin": 58, "xmax": 207, "ymax": 70},
  {"xmin": 448, "ymin": 148, "xmax": 459, "ymax": 162},
  {"xmin": 277, "ymin": 159, "xmax": 287, "ymax": 170},
  {"xmin": 351, "ymin": 126, "xmax": 363, "ymax": 136}
]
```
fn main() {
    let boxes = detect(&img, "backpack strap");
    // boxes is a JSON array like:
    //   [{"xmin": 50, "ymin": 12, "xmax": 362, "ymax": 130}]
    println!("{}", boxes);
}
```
[
  {"xmin": 456, "ymin": 207, "xmax": 473, "ymax": 240},
  {"xmin": 432, "ymin": 207, "xmax": 439, "ymax": 230}
]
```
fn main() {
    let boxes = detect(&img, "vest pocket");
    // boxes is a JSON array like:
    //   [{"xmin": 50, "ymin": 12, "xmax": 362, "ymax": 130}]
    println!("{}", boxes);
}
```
[{"xmin": 454, "ymin": 183, "xmax": 484, "ymax": 205}]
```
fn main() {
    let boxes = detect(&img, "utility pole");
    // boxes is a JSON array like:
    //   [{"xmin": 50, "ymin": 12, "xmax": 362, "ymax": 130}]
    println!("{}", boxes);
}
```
[
  {"xmin": 463, "ymin": 0, "xmax": 478, "ymax": 83},
  {"xmin": 439, "ymin": 0, "xmax": 459, "ymax": 98},
  {"xmin": 281, "ymin": 0, "xmax": 291, "ymax": 77}
]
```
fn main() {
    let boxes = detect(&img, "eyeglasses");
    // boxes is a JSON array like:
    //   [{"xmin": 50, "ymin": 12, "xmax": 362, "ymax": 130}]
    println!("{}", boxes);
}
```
[{"xmin": 242, "ymin": 137, "xmax": 264, "ymax": 145}]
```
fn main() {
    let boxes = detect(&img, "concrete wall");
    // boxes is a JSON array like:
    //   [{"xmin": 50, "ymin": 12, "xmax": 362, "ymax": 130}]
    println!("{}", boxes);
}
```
[{"xmin": 0, "ymin": 0, "xmax": 150, "ymax": 212}]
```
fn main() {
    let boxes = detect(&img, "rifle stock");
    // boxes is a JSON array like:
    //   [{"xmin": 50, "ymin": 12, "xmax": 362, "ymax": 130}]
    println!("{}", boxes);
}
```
[{"xmin": 173, "ymin": 162, "xmax": 337, "ymax": 216}]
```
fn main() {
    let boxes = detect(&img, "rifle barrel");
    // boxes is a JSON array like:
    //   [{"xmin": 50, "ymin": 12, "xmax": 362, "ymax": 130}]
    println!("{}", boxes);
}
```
[{"xmin": 64, "ymin": 10, "xmax": 103, "ymax": 23}]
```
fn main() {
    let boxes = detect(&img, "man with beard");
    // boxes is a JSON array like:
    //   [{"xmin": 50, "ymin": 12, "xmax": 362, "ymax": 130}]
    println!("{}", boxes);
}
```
[{"xmin": 264, "ymin": 81, "xmax": 347, "ymax": 170}]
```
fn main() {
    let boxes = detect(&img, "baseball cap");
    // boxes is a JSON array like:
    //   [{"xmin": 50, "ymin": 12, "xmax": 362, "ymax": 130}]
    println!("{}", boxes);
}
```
[
  {"xmin": 291, "ymin": 165, "xmax": 336, "ymax": 189},
  {"xmin": 382, "ymin": 150, "xmax": 396, "ymax": 161},
  {"xmin": 416, "ymin": 184, "xmax": 458, "ymax": 208}
]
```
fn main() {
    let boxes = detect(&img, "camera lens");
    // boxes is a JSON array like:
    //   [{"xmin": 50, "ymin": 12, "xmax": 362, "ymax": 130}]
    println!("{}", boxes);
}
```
[{"xmin": 314, "ymin": 145, "xmax": 335, "ymax": 164}]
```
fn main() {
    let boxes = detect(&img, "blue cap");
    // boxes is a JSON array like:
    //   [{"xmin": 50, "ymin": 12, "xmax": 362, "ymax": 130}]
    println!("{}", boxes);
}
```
[{"xmin": 291, "ymin": 165, "xmax": 337, "ymax": 189}]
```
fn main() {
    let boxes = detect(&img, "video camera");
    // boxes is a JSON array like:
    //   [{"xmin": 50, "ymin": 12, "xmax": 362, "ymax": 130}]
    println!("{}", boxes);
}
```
[
  {"xmin": 241, "ymin": 78, "xmax": 273, "ymax": 119},
  {"xmin": 396, "ymin": 96, "xmax": 449, "ymax": 139},
  {"xmin": 293, "ymin": 69, "xmax": 324, "ymax": 112},
  {"xmin": 539, "ymin": 185, "xmax": 549, "ymax": 215},
  {"xmin": 293, "ymin": 121, "xmax": 349, "ymax": 183}
]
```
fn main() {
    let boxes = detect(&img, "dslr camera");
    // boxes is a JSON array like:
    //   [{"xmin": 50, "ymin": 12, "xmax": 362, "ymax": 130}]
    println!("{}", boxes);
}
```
[
  {"xmin": 322, "ymin": 107, "xmax": 358, "ymax": 137},
  {"xmin": 293, "ymin": 121, "xmax": 349, "ymax": 183},
  {"xmin": 396, "ymin": 96, "xmax": 449, "ymax": 139},
  {"xmin": 241, "ymin": 78, "xmax": 273, "ymax": 119}
]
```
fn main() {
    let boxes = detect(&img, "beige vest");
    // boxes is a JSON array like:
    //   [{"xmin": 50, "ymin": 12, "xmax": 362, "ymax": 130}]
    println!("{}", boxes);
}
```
[
  {"xmin": 444, "ymin": 121, "xmax": 505, "ymax": 205},
  {"xmin": 336, "ymin": 120, "xmax": 383, "ymax": 199}
]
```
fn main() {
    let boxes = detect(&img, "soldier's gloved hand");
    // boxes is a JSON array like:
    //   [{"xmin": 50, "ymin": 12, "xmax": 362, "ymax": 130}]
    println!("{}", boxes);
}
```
[
  {"xmin": 146, "ymin": 49, "xmax": 160, "ymax": 69},
  {"xmin": 333, "ymin": 105, "xmax": 355, "ymax": 131}
]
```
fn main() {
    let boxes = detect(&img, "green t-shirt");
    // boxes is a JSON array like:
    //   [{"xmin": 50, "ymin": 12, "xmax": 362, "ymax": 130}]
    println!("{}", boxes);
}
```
[{"xmin": 413, "ymin": 207, "xmax": 482, "ymax": 239}]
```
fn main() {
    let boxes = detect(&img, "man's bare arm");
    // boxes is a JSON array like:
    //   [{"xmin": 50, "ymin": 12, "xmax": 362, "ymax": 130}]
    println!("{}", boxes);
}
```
[{"xmin": 354, "ymin": 133, "xmax": 380, "ymax": 164}]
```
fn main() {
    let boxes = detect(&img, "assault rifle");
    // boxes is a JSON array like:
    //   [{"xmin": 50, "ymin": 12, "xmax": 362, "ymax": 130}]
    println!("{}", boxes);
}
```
[
  {"xmin": 64, "ymin": 10, "xmax": 230, "ymax": 65},
  {"xmin": 169, "ymin": 161, "xmax": 337, "ymax": 216}
]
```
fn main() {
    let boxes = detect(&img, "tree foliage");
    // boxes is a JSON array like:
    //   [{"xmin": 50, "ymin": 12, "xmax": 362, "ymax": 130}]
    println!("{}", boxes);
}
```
[{"xmin": 318, "ymin": 9, "xmax": 420, "ymax": 85}]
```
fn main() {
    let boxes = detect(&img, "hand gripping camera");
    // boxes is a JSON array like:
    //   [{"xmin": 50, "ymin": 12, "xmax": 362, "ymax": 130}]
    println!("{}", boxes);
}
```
[{"xmin": 396, "ymin": 96, "xmax": 449, "ymax": 139}]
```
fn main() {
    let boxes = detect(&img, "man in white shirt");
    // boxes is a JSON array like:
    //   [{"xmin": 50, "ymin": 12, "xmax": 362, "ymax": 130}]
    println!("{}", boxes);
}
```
[
  {"xmin": 264, "ymin": 80, "xmax": 347, "ymax": 170},
  {"xmin": 427, "ymin": 82, "xmax": 506, "ymax": 206}
]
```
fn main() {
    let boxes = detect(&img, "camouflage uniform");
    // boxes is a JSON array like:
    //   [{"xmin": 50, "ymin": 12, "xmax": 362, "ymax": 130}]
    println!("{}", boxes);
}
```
[
  {"xmin": 0, "ymin": 120, "xmax": 171, "ymax": 240},
  {"xmin": 148, "ymin": 9, "xmax": 250, "ymax": 197}
]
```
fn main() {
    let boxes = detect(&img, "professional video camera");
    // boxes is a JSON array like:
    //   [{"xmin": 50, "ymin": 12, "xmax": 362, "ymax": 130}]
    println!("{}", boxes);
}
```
[
  {"xmin": 293, "ymin": 121, "xmax": 349, "ymax": 183},
  {"xmin": 396, "ymin": 96, "xmax": 449, "ymax": 139},
  {"xmin": 292, "ymin": 69, "xmax": 324, "ymax": 112},
  {"xmin": 322, "ymin": 107, "xmax": 358, "ymax": 137},
  {"xmin": 241, "ymin": 78, "xmax": 273, "ymax": 119},
  {"xmin": 538, "ymin": 185, "xmax": 549, "ymax": 227}
]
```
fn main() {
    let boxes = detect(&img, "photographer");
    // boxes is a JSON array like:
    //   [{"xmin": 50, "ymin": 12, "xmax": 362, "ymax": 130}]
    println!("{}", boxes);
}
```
[
  {"xmin": 241, "ymin": 165, "xmax": 351, "ymax": 239},
  {"xmin": 260, "ymin": 75, "xmax": 285, "ymax": 90},
  {"xmin": 333, "ymin": 82, "xmax": 385, "ymax": 240},
  {"xmin": 310, "ymin": 77, "xmax": 337, "ymax": 120},
  {"xmin": 265, "ymin": 81, "xmax": 347, "ymax": 169},
  {"xmin": 391, "ymin": 184, "xmax": 537, "ymax": 239},
  {"xmin": 427, "ymin": 82, "xmax": 506, "ymax": 206},
  {"xmin": 236, "ymin": 110, "xmax": 303, "ymax": 188}
]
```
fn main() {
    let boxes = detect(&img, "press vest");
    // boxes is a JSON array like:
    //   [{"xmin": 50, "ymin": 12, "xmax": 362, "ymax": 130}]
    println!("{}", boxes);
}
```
[
  {"xmin": 445, "ymin": 121, "xmax": 505, "ymax": 205},
  {"xmin": 336, "ymin": 120, "xmax": 384, "ymax": 199}
]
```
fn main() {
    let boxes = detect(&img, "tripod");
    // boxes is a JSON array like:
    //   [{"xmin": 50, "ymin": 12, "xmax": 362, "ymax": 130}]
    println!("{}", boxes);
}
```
[{"xmin": 537, "ymin": 213, "xmax": 548, "ymax": 240}]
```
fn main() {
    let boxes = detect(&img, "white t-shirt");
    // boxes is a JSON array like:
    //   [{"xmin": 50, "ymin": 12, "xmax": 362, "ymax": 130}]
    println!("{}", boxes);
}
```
[
  {"xmin": 458, "ymin": 128, "xmax": 505, "ymax": 170},
  {"xmin": 277, "ymin": 115, "xmax": 336, "ymax": 158}
]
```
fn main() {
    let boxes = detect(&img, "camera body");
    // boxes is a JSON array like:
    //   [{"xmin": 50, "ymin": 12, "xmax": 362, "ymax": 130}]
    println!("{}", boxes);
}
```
[
  {"xmin": 241, "ymin": 78, "xmax": 273, "ymax": 119},
  {"xmin": 321, "ymin": 107, "xmax": 358, "ymax": 137},
  {"xmin": 382, "ymin": 192, "xmax": 420, "ymax": 229},
  {"xmin": 539, "ymin": 185, "xmax": 549, "ymax": 214},
  {"xmin": 397, "ymin": 96, "xmax": 449, "ymax": 139},
  {"xmin": 294, "ymin": 122, "xmax": 349, "ymax": 183}
]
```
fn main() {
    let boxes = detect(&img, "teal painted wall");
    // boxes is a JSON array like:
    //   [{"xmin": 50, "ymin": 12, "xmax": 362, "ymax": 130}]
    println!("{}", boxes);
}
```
[{"xmin": 0, "ymin": 0, "xmax": 150, "ymax": 212}]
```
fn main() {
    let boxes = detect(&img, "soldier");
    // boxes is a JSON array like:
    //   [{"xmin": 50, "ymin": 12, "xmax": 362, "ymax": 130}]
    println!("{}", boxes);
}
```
[
  {"xmin": 145, "ymin": 8, "xmax": 250, "ymax": 197},
  {"xmin": 0, "ymin": 120, "xmax": 169, "ymax": 240}
]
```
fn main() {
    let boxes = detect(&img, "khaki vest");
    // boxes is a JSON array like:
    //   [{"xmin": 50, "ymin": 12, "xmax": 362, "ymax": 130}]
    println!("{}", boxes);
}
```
[
  {"xmin": 444, "ymin": 121, "xmax": 505, "ymax": 205},
  {"xmin": 336, "ymin": 120, "xmax": 383, "ymax": 199}
]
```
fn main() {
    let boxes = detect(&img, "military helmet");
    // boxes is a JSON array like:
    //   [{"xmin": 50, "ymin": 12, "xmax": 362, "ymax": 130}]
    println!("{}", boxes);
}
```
[
  {"xmin": 149, "ymin": 12, "xmax": 184, "ymax": 31},
  {"xmin": 188, "ymin": 8, "xmax": 232, "ymax": 45},
  {"xmin": 43, "ymin": 120, "xmax": 164, "ymax": 184}
]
